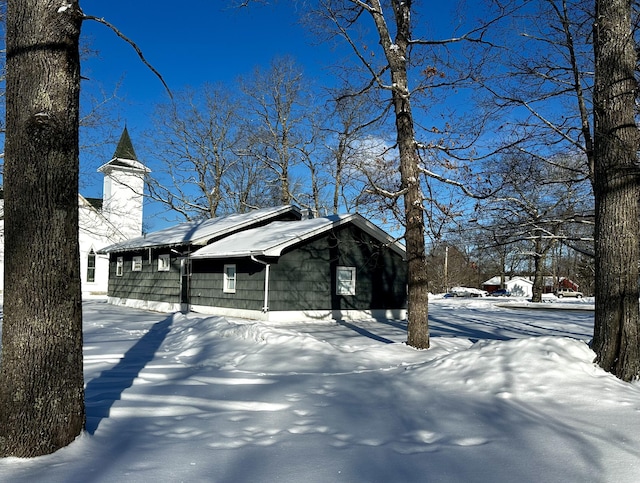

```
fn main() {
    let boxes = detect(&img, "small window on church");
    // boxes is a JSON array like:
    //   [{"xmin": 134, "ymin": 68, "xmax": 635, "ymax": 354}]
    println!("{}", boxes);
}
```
[
  {"xmin": 116, "ymin": 257, "xmax": 123, "ymax": 277},
  {"xmin": 87, "ymin": 250, "xmax": 96, "ymax": 283},
  {"xmin": 132, "ymin": 256, "xmax": 142, "ymax": 272}
]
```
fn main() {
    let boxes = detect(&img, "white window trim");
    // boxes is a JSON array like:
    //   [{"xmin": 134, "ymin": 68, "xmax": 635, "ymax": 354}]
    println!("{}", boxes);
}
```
[
  {"xmin": 223, "ymin": 264, "xmax": 237, "ymax": 294},
  {"xmin": 87, "ymin": 250, "xmax": 96, "ymax": 283},
  {"xmin": 158, "ymin": 254, "xmax": 171, "ymax": 272},
  {"xmin": 116, "ymin": 256, "xmax": 124, "ymax": 277},
  {"xmin": 336, "ymin": 266, "xmax": 356, "ymax": 295},
  {"xmin": 132, "ymin": 256, "xmax": 143, "ymax": 272}
]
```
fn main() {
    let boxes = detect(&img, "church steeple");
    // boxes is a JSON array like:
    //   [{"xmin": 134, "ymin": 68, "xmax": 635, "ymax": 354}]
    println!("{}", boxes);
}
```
[
  {"xmin": 97, "ymin": 126, "xmax": 150, "ymax": 239},
  {"xmin": 112, "ymin": 125, "xmax": 137, "ymax": 161}
]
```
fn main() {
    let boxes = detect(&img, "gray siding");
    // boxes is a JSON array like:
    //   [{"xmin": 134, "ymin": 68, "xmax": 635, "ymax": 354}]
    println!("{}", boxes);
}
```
[
  {"xmin": 188, "ymin": 224, "xmax": 406, "ymax": 313},
  {"xmin": 268, "ymin": 237, "xmax": 332, "ymax": 311},
  {"xmin": 269, "ymin": 224, "xmax": 406, "ymax": 311},
  {"xmin": 190, "ymin": 259, "xmax": 266, "ymax": 311},
  {"xmin": 107, "ymin": 250, "xmax": 181, "ymax": 303},
  {"xmin": 107, "ymin": 220, "xmax": 407, "ymax": 315}
]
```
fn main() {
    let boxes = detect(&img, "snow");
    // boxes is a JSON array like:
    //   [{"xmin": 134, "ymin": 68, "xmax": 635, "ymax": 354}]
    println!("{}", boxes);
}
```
[
  {"xmin": 1, "ymin": 296, "xmax": 639, "ymax": 482},
  {"xmin": 190, "ymin": 215, "xmax": 348, "ymax": 259},
  {"xmin": 99, "ymin": 205, "xmax": 299, "ymax": 253},
  {"xmin": 57, "ymin": 3, "xmax": 72, "ymax": 13},
  {"xmin": 190, "ymin": 213, "xmax": 404, "ymax": 259}
]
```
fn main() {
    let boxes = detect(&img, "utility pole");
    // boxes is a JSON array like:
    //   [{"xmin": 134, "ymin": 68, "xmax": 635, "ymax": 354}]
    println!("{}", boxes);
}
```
[{"xmin": 444, "ymin": 246, "xmax": 449, "ymax": 293}]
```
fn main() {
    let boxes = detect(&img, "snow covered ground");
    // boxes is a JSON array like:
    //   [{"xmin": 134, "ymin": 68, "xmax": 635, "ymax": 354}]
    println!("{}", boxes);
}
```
[{"xmin": 1, "ymin": 296, "xmax": 639, "ymax": 483}]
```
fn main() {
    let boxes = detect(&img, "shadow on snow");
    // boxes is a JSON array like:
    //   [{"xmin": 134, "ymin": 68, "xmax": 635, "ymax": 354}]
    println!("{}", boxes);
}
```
[{"xmin": 84, "ymin": 315, "xmax": 174, "ymax": 434}]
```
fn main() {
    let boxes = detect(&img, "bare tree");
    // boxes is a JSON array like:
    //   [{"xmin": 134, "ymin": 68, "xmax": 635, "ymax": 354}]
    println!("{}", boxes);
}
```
[
  {"xmin": 477, "ymin": 152, "xmax": 593, "ymax": 301},
  {"xmin": 143, "ymin": 66, "xmax": 330, "ymax": 220},
  {"xmin": 145, "ymin": 84, "xmax": 242, "ymax": 220},
  {"xmin": 311, "ymin": 0, "xmax": 507, "ymax": 348},
  {"xmin": 470, "ymin": 1, "xmax": 607, "ymax": 300},
  {"xmin": 323, "ymin": 87, "xmax": 384, "ymax": 214},
  {"xmin": 0, "ymin": 0, "xmax": 84, "ymax": 456},
  {"xmin": 478, "ymin": 0, "xmax": 594, "ymax": 181},
  {"xmin": 239, "ymin": 57, "xmax": 313, "ymax": 207},
  {"xmin": 592, "ymin": 0, "xmax": 640, "ymax": 381}
]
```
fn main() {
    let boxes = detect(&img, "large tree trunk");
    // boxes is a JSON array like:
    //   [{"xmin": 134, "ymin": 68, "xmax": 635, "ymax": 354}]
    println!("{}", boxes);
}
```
[
  {"xmin": 0, "ymin": 0, "xmax": 85, "ymax": 456},
  {"xmin": 388, "ymin": 0, "xmax": 429, "ymax": 349},
  {"xmin": 592, "ymin": 0, "xmax": 640, "ymax": 381},
  {"xmin": 328, "ymin": 0, "xmax": 431, "ymax": 348},
  {"xmin": 531, "ymin": 260, "xmax": 545, "ymax": 303}
]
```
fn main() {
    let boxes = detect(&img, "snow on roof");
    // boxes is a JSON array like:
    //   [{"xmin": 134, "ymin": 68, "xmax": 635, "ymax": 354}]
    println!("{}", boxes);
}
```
[
  {"xmin": 97, "ymin": 157, "xmax": 150, "ymax": 174},
  {"xmin": 190, "ymin": 213, "xmax": 406, "ymax": 259},
  {"xmin": 98, "ymin": 205, "xmax": 301, "ymax": 254},
  {"xmin": 483, "ymin": 275, "xmax": 533, "ymax": 285}
]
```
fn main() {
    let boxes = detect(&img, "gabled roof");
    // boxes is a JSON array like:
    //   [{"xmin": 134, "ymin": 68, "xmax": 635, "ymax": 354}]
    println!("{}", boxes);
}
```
[
  {"xmin": 78, "ymin": 194, "xmax": 130, "ymax": 244},
  {"xmin": 190, "ymin": 213, "xmax": 406, "ymax": 260},
  {"xmin": 98, "ymin": 205, "xmax": 302, "ymax": 254}
]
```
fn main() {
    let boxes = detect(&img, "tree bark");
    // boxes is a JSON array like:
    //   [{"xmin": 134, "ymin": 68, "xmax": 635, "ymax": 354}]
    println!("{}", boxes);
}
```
[
  {"xmin": 531, "ymin": 250, "xmax": 545, "ymax": 303},
  {"xmin": 592, "ymin": 0, "xmax": 640, "ymax": 381},
  {"xmin": 0, "ymin": 0, "xmax": 85, "ymax": 456},
  {"xmin": 386, "ymin": 0, "xmax": 429, "ymax": 348}
]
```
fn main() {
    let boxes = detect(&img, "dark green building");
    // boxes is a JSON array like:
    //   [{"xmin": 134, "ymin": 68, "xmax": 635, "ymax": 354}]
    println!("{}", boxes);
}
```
[{"xmin": 100, "ymin": 206, "xmax": 407, "ymax": 321}]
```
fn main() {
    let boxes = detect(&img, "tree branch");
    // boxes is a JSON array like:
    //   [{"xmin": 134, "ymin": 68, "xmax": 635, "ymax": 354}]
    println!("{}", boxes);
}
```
[{"xmin": 82, "ymin": 15, "xmax": 173, "ymax": 99}]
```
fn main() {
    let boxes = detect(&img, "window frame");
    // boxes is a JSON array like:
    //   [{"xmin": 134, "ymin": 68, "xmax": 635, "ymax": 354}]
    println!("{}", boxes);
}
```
[
  {"xmin": 158, "ymin": 254, "xmax": 171, "ymax": 272},
  {"xmin": 116, "ymin": 256, "xmax": 124, "ymax": 277},
  {"xmin": 87, "ymin": 250, "xmax": 96, "ymax": 283},
  {"xmin": 132, "ymin": 255, "xmax": 143, "ymax": 272},
  {"xmin": 336, "ymin": 266, "xmax": 356, "ymax": 296},
  {"xmin": 223, "ymin": 264, "xmax": 237, "ymax": 294}
]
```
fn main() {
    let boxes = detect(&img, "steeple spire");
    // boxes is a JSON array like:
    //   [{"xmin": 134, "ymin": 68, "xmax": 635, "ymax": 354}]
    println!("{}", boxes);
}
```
[
  {"xmin": 112, "ymin": 126, "xmax": 137, "ymax": 161},
  {"xmin": 98, "ymin": 126, "xmax": 149, "ymax": 239}
]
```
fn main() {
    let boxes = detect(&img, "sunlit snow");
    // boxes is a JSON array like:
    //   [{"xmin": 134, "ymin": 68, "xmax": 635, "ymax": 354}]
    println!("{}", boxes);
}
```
[{"xmin": 0, "ymin": 296, "xmax": 638, "ymax": 482}]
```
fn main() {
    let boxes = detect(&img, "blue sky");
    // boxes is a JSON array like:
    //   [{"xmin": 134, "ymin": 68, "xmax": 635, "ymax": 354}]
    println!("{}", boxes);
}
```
[
  {"xmin": 81, "ymin": 1, "xmax": 336, "ymax": 122},
  {"xmin": 78, "ymin": 1, "xmax": 471, "ymax": 230},
  {"xmin": 79, "ymin": 1, "xmax": 339, "ymax": 220}
]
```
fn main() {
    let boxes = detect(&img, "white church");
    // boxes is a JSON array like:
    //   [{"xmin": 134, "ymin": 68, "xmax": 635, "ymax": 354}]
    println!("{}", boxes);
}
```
[{"xmin": 0, "ymin": 127, "xmax": 148, "ymax": 297}]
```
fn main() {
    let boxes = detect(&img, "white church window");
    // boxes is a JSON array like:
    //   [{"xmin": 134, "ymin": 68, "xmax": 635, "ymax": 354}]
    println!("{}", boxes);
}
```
[
  {"xmin": 158, "ymin": 254, "xmax": 171, "ymax": 272},
  {"xmin": 87, "ymin": 250, "xmax": 96, "ymax": 283},
  {"xmin": 116, "ymin": 257, "xmax": 124, "ymax": 277},
  {"xmin": 132, "ymin": 256, "xmax": 142, "ymax": 272}
]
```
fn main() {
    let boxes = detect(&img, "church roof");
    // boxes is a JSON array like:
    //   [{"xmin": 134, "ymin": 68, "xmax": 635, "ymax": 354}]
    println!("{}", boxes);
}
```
[
  {"xmin": 113, "ymin": 126, "xmax": 137, "ymax": 160},
  {"xmin": 97, "ymin": 126, "xmax": 150, "ymax": 174}
]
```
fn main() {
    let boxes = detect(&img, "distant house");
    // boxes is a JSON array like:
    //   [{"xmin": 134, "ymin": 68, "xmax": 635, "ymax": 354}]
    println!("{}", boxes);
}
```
[
  {"xmin": 99, "ymin": 207, "xmax": 408, "ymax": 321},
  {"xmin": 556, "ymin": 277, "xmax": 579, "ymax": 291},
  {"xmin": 482, "ymin": 275, "xmax": 578, "ymax": 297},
  {"xmin": 0, "ymin": 127, "xmax": 147, "ymax": 296},
  {"xmin": 483, "ymin": 276, "xmax": 534, "ymax": 297}
]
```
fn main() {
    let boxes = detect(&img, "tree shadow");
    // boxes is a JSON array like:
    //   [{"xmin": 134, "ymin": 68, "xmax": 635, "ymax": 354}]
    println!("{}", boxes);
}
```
[
  {"xmin": 84, "ymin": 315, "xmax": 174, "ymax": 434},
  {"xmin": 336, "ymin": 319, "xmax": 395, "ymax": 344}
]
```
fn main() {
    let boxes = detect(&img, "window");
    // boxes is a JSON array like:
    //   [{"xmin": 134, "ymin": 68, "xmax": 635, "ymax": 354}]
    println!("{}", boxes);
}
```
[
  {"xmin": 336, "ymin": 266, "xmax": 356, "ymax": 295},
  {"xmin": 223, "ymin": 264, "xmax": 236, "ymax": 293},
  {"xmin": 116, "ymin": 257, "xmax": 124, "ymax": 277},
  {"xmin": 132, "ymin": 256, "xmax": 142, "ymax": 272},
  {"xmin": 158, "ymin": 254, "xmax": 171, "ymax": 272},
  {"xmin": 87, "ymin": 250, "xmax": 96, "ymax": 283}
]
